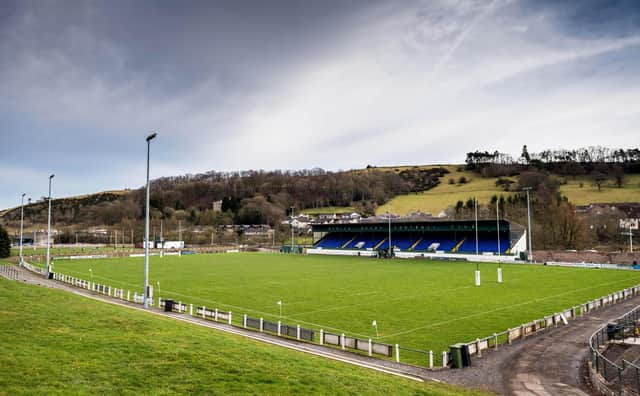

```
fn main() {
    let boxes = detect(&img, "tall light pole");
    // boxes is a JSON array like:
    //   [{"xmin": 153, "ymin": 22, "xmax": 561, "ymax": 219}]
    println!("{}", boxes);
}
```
[
  {"xmin": 45, "ymin": 174, "xmax": 54, "ymax": 278},
  {"xmin": 523, "ymin": 187, "xmax": 533, "ymax": 262},
  {"xmin": 290, "ymin": 206, "xmax": 295, "ymax": 253},
  {"xmin": 474, "ymin": 197, "xmax": 479, "ymax": 256},
  {"xmin": 19, "ymin": 193, "xmax": 26, "ymax": 266},
  {"xmin": 496, "ymin": 201, "xmax": 502, "ymax": 283},
  {"xmin": 474, "ymin": 197, "xmax": 480, "ymax": 286},
  {"xmin": 143, "ymin": 132, "xmax": 157, "ymax": 308},
  {"xmin": 387, "ymin": 211, "xmax": 392, "ymax": 256}
]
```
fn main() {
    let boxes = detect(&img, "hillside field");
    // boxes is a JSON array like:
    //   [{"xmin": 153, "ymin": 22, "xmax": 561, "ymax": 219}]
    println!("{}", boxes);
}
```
[
  {"xmin": 376, "ymin": 166, "xmax": 640, "ymax": 216},
  {"xmin": 43, "ymin": 252, "xmax": 640, "ymax": 365},
  {"xmin": 0, "ymin": 274, "xmax": 483, "ymax": 395}
]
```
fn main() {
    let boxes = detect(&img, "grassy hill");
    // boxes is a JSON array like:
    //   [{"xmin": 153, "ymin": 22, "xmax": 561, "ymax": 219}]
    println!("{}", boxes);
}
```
[
  {"xmin": 0, "ymin": 273, "xmax": 485, "ymax": 395},
  {"xmin": 375, "ymin": 166, "xmax": 639, "ymax": 216},
  {"xmin": 0, "ymin": 189, "xmax": 131, "ymax": 224},
  {"xmin": 376, "ymin": 166, "xmax": 512, "ymax": 216},
  {"xmin": 559, "ymin": 174, "xmax": 640, "ymax": 205}
]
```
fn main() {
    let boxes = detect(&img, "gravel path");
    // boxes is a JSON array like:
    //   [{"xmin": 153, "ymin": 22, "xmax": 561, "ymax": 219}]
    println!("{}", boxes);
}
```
[{"xmin": 7, "ymin": 264, "xmax": 640, "ymax": 395}]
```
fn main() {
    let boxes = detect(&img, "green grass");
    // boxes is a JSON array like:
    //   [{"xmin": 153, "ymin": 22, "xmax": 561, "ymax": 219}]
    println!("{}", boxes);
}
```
[
  {"xmin": 301, "ymin": 206, "xmax": 356, "ymax": 215},
  {"xmin": 0, "ymin": 277, "xmax": 487, "ymax": 395},
  {"xmin": 559, "ymin": 174, "xmax": 640, "ymax": 205},
  {"xmin": 45, "ymin": 253, "xmax": 640, "ymax": 365},
  {"xmin": 377, "ymin": 166, "xmax": 512, "ymax": 215},
  {"xmin": 377, "ymin": 166, "xmax": 640, "ymax": 215}
]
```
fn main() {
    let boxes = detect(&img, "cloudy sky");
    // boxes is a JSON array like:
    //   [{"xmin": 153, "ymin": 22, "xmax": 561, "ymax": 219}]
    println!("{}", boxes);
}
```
[{"xmin": 1, "ymin": 0, "xmax": 639, "ymax": 209}]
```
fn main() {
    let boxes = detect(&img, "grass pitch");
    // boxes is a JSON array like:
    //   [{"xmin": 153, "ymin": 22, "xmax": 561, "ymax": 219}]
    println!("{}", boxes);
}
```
[
  {"xmin": 44, "ymin": 253, "xmax": 640, "ymax": 365},
  {"xmin": 0, "ymin": 277, "xmax": 485, "ymax": 395}
]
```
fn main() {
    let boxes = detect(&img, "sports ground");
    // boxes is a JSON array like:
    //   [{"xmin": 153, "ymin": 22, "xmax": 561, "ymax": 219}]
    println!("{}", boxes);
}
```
[{"xmin": 46, "ymin": 253, "xmax": 640, "ymax": 364}]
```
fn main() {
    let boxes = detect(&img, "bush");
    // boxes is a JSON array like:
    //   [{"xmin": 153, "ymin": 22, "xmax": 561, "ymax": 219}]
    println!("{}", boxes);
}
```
[
  {"xmin": 458, "ymin": 176, "xmax": 468, "ymax": 184},
  {"xmin": 0, "ymin": 225, "xmax": 10, "ymax": 258},
  {"xmin": 448, "ymin": 178, "xmax": 455, "ymax": 185}
]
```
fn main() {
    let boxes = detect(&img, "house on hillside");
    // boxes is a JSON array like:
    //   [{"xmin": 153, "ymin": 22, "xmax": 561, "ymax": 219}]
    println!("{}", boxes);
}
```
[{"xmin": 577, "ymin": 203, "xmax": 640, "ymax": 231}]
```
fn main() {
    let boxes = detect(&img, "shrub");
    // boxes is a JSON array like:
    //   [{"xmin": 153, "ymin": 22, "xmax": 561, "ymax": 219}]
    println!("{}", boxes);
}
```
[{"xmin": 0, "ymin": 225, "xmax": 10, "ymax": 258}]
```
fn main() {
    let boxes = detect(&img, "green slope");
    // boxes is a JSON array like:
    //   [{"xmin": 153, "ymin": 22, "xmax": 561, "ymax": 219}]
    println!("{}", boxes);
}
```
[{"xmin": 0, "ymin": 275, "xmax": 486, "ymax": 395}]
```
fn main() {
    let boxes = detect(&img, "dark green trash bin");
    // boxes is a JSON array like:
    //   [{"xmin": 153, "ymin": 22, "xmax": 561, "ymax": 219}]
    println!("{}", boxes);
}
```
[
  {"xmin": 164, "ymin": 299, "xmax": 174, "ymax": 312},
  {"xmin": 449, "ymin": 343, "xmax": 471, "ymax": 368}
]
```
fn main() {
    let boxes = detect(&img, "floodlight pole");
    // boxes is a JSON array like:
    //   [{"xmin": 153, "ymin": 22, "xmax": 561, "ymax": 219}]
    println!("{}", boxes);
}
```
[
  {"xmin": 290, "ymin": 206, "xmax": 295, "ymax": 253},
  {"xmin": 474, "ymin": 197, "xmax": 479, "ymax": 256},
  {"xmin": 496, "ymin": 201, "xmax": 502, "ymax": 283},
  {"xmin": 523, "ymin": 187, "xmax": 533, "ymax": 262},
  {"xmin": 19, "ymin": 193, "xmax": 26, "ymax": 266},
  {"xmin": 388, "ymin": 212, "xmax": 392, "ymax": 256},
  {"xmin": 143, "ymin": 132, "xmax": 157, "ymax": 308},
  {"xmin": 45, "ymin": 174, "xmax": 54, "ymax": 278},
  {"xmin": 630, "ymin": 224, "xmax": 634, "ymax": 253},
  {"xmin": 474, "ymin": 197, "xmax": 480, "ymax": 286}
]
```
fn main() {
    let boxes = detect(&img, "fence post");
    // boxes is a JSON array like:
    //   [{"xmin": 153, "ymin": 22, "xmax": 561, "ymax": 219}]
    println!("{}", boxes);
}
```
[
  {"xmin": 278, "ymin": 321, "xmax": 282, "ymax": 336},
  {"xmin": 214, "ymin": 308, "xmax": 218, "ymax": 321},
  {"xmin": 395, "ymin": 344, "xmax": 400, "ymax": 363},
  {"xmin": 368, "ymin": 339, "xmax": 372, "ymax": 357},
  {"xmin": 260, "ymin": 318, "xmax": 264, "ymax": 332},
  {"xmin": 508, "ymin": 328, "xmax": 512, "ymax": 345},
  {"xmin": 476, "ymin": 338, "xmax": 482, "ymax": 358},
  {"xmin": 296, "ymin": 325, "xmax": 301, "ymax": 340},
  {"xmin": 429, "ymin": 350, "xmax": 434, "ymax": 368},
  {"xmin": 341, "ymin": 333, "xmax": 346, "ymax": 350},
  {"xmin": 189, "ymin": 304, "xmax": 193, "ymax": 316},
  {"xmin": 158, "ymin": 297, "xmax": 162, "ymax": 307},
  {"xmin": 442, "ymin": 351, "xmax": 447, "ymax": 368},
  {"xmin": 127, "ymin": 290, "xmax": 130, "ymax": 301},
  {"xmin": 228, "ymin": 311, "xmax": 232, "ymax": 325},
  {"xmin": 520, "ymin": 325, "xmax": 525, "ymax": 339},
  {"xmin": 494, "ymin": 333, "xmax": 498, "ymax": 350},
  {"xmin": 203, "ymin": 306, "xmax": 206, "ymax": 319},
  {"xmin": 243, "ymin": 314, "xmax": 247, "ymax": 328},
  {"xmin": 319, "ymin": 329, "xmax": 323, "ymax": 345}
]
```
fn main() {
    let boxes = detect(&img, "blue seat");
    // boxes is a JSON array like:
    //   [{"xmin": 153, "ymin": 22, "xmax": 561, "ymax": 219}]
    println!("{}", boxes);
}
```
[{"xmin": 316, "ymin": 233, "xmax": 352, "ymax": 249}]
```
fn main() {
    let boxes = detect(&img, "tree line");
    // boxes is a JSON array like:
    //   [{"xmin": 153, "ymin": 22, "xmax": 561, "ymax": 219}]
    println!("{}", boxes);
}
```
[{"xmin": 1, "ymin": 167, "xmax": 448, "ymax": 229}]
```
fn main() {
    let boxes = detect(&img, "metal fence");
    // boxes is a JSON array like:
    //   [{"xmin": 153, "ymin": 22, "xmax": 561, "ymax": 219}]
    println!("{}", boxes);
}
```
[
  {"xmin": 590, "ymin": 306, "xmax": 640, "ymax": 395},
  {"xmin": 0, "ymin": 265, "xmax": 19, "ymax": 280},
  {"xmin": 458, "ymin": 285, "xmax": 640, "ymax": 366}
]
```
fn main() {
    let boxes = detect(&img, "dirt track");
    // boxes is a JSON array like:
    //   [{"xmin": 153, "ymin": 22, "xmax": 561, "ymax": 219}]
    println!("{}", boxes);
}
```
[{"xmin": 5, "ymin": 264, "xmax": 640, "ymax": 395}]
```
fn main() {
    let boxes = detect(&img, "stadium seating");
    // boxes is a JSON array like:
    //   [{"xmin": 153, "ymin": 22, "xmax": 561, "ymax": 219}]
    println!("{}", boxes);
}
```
[
  {"xmin": 412, "ymin": 235, "xmax": 459, "ymax": 252},
  {"xmin": 315, "ymin": 232, "xmax": 510, "ymax": 254},
  {"xmin": 456, "ymin": 234, "xmax": 510, "ymax": 254},
  {"xmin": 344, "ymin": 234, "xmax": 386, "ymax": 249},
  {"xmin": 316, "ymin": 234, "xmax": 353, "ymax": 249},
  {"xmin": 391, "ymin": 235, "xmax": 419, "ymax": 251}
]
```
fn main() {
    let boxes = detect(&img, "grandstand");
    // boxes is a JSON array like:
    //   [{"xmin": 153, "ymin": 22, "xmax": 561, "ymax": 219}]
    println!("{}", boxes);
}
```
[{"xmin": 309, "ymin": 218, "xmax": 526, "ymax": 260}]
